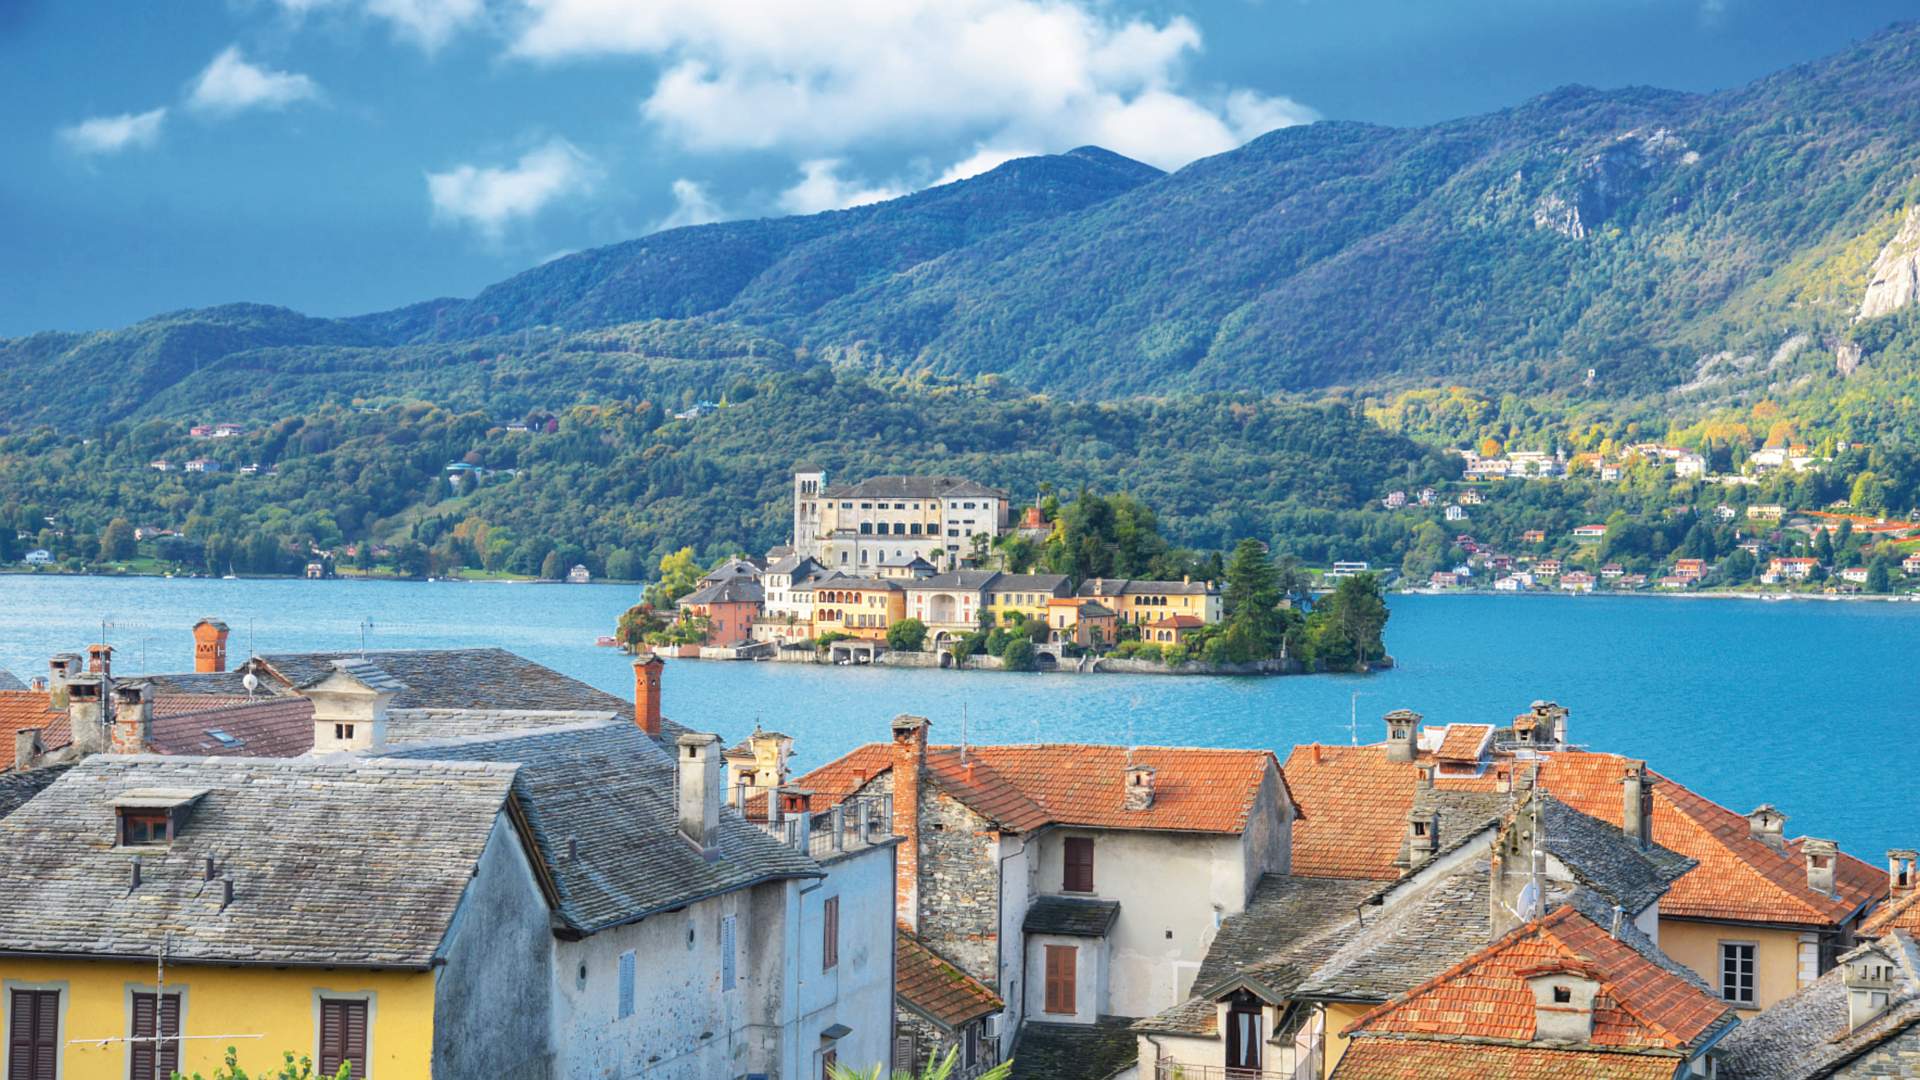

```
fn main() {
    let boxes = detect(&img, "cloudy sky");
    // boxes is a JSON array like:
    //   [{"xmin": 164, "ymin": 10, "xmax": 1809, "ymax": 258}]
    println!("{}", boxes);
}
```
[{"xmin": 1, "ymin": 0, "xmax": 1910, "ymax": 335}]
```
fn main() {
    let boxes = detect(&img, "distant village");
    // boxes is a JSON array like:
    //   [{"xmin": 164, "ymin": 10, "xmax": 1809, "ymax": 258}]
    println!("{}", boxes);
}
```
[{"xmin": 0, "ymin": 628, "xmax": 1912, "ymax": 1079}]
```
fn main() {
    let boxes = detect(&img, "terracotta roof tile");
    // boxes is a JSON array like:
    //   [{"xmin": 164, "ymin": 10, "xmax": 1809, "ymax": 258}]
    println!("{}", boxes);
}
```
[
  {"xmin": 1436, "ymin": 724, "xmax": 1493, "ymax": 762},
  {"xmin": 1863, "ymin": 889, "xmax": 1920, "ymax": 936},
  {"xmin": 0, "ymin": 690, "xmax": 68, "ymax": 760},
  {"xmin": 152, "ymin": 692, "xmax": 257, "ymax": 718},
  {"xmin": 1332, "ymin": 1039, "xmax": 1681, "ymax": 1080},
  {"xmin": 149, "ymin": 697, "xmax": 316, "ymax": 758},
  {"xmin": 1343, "ymin": 904, "xmax": 1732, "ymax": 1050},
  {"xmin": 896, "ymin": 930, "xmax": 1002, "ymax": 1028}
]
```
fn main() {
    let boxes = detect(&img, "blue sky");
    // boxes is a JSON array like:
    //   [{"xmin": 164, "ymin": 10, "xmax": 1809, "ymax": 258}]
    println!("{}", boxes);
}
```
[{"xmin": 0, "ymin": 0, "xmax": 1911, "ymax": 336}]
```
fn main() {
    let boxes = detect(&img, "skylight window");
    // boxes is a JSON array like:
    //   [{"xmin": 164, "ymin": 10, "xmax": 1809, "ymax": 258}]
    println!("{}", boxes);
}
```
[{"xmin": 206, "ymin": 729, "xmax": 242, "ymax": 747}]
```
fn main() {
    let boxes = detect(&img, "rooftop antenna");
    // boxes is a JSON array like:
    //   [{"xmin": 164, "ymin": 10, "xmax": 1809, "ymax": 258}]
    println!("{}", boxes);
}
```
[
  {"xmin": 960, "ymin": 701, "xmax": 969, "ymax": 764},
  {"xmin": 1349, "ymin": 691, "xmax": 1371, "ymax": 746},
  {"xmin": 359, "ymin": 617, "xmax": 374, "ymax": 658}
]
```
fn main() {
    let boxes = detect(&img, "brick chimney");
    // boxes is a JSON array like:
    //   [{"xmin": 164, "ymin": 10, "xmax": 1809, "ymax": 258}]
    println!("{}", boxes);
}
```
[
  {"xmin": 1746, "ymin": 804, "xmax": 1788, "ymax": 853},
  {"xmin": 110, "ymin": 682, "xmax": 151, "ymax": 755},
  {"xmin": 1804, "ymin": 837, "xmax": 1838, "ymax": 897},
  {"xmin": 1889, "ymin": 850, "xmax": 1917, "ymax": 901},
  {"xmin": 1383, "ymin": 709, "xmax": 1421, "ymax": 763},
  {"xmin": 891, "ymin": 714, "xmax": 929, "ymax": 930},
  {"xmin": 1621, "ymin": 763, "xmax": 1654, "ymax": 849},
  {"xmin": 1124, "ymin": 762, "xmax": 1156, "ymax": 811},
  {"xmin": 193, "ymin": 619, "xmax": 229, "ymax": 674},
  {"xmin": 633, "ymin": 654, "xmax": 664, "ymax": 737},
  {"xmin": 86, "ymin": 643, "xmax": 113, "ymax": 677},
  {"xmin": 677, "ymin": 733, "xmax": 722, "ymax": 860}
]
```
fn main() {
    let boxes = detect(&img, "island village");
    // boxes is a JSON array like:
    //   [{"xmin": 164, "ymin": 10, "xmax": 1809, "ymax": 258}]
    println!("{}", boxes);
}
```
[{"xmin": 0, "ymin": 613, "xmax": 1913, "ymax": 1080}]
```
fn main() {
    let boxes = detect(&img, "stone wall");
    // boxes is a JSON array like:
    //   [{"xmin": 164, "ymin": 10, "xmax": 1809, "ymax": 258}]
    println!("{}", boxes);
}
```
[
  {"xmin": 894, "ymin": 1008, "xmax": 951, "ymax": 1074},
  {"xmin": 917, "ymin": 788, "xmax": 1005, "ymax": 988},
  {"xmin": 1837, "ymin": 1025, "xmax": 1920, "ymax": 1076}
]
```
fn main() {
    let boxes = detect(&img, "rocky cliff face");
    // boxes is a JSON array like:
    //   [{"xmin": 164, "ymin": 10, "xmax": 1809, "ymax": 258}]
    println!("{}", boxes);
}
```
[{"xmin": 1860, "ymin": 204, "xmax": 1920, "ymax": 320}]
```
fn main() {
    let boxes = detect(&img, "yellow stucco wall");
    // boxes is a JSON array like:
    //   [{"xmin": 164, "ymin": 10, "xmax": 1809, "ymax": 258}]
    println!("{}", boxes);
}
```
[
  {"xmin": 1657, "ymin": 919, "xmax": 1808, "ymax": 1013},
  {"xmin": 1321, "ymin": 1002, "xmax": 1370, "ymax": 1078},
  {"xmin": 0, "ymin": 959, "xmax": 436, "ymax": 1080}
]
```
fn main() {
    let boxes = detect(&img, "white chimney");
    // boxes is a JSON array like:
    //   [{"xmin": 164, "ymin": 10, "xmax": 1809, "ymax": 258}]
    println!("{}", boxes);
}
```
[
  {"xmin": 1746, "ymin": 805, "xmax": 1788, "ymax": 853},
  {"xmin": 1889, "ymin": 850, "xmax": 1917, "ymax": 901},
  {"xmin": 1843, "ymin": 947, "xmax": 1897, "ymax": 1033},
  {"xmin": 300, "ymin": 660, "xmax": 402, "ymax": 753},
  {"xmin": 1383, "ymin": 709, "xmax": 1422, "ymax": 763},
  {"xmin": 1804, "ymin": 837, "xmax": 1838, "ymax": 897},
  {"xmin": 1525, "ymin": 968, "xmax": 1599, "ymax": 1042},
  {"xmin": 678, "ymin": 733, "xmax": 722, "ymax": 859}
]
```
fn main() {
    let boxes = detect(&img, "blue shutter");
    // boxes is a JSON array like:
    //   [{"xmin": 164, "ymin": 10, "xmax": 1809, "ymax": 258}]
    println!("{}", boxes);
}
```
[
  {"xmin": 618, "ymin": 949, "xmax": 636, "ymax": 1019},
  {"xmin": 722, "ymin": 915, "xmax": 738, "ymax": 990}
]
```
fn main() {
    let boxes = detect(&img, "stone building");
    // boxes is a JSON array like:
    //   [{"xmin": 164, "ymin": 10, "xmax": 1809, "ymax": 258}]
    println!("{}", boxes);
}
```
[
  {"xmin": 1720, "ymin": 931, "xmax": 1920, "ymax": 1078},
  {"xmin": 792, "ymin": 469, "xmax": 1010, "ymax": 572}
]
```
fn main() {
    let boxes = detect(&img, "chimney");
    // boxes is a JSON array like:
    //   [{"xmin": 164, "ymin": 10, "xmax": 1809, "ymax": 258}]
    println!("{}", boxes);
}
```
[
  {"xmin": 192, "ymin": 619, "xmax": 229, "ymax": 674},
  {"xmin": 891, "ymin": 715, "xmax": 929, "ymax": 930},
  {"xmin": 1124, "ymin": 762, "xmax": 1156, "ymax": 811},
  {"xmin": 633, "ymin": 654, "xmax": 664, "ymax": 738},
  {"xmin": 301, "ymin": 660, "xmax": 401, "ymax": 753},
  {"xmin": 1746, "ymin": 805, "xmax": 1788, "ymax": 853},
  {"xmin": 1383, "ymin": 709, "xmax": 1421, "ymax": 763},
  {"xmin": 1524, "ymin": 966, "xmax": 1599, "ymax": 1042},
  {"xmin": 110, "ymin": 681, "xmax": 151, "ymax": 755},
  {"xmin": 65, "ymin": 676, "xmax": 109, "ymax": 756},
  {"xmin": 1621, "ymin": 763, "xmax": 1654, "ymax": 848},
  {"xmin": 86, "ymin": 643, "xmax": 113, "ymax": 677},
  {"xmin": 1403, "ymin": 809, "xmax": 1439, "ymax": 870},
  {"xmin": 1844, "ymin": 947, "xmax": 1898, "ymax": 1033},
  {"xmin": 1804, "ymin": 837, "xmax": 1838, "ymax": 897},
  {"xmin": 13, "ymin": 729, "xmax": 42, "ymax": 771},
  {"xmin": 781, "ymin": 788, "xmax": 814, "ymax": 850},
  {"xmin": 46, "ymin": 653, "xmax": 82, "ymax": 707},
  {"xmin": 1491, "ymin": 796, "xmax": 1546, "ymax": 935},
  {"xmin": 676, "ymin": 733, "xmax": 722, "ymax": 859},
  {"xmin": 1889, "ymin": 850, "xmax": 1918, "ymax": 901}
]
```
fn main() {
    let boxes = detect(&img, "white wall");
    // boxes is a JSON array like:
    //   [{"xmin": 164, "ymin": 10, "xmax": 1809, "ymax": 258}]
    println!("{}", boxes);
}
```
[
  {"xmin": 792, "ymin": 843, "xmax": 898, "ymax": 1078},
  {"xmin": 1024, "ymin": 931, "xmax": 1107, "ymax": 1025},
  {"xmin": 997, "ymin": 833, "xmax": 1033, "ymax": 1057}
]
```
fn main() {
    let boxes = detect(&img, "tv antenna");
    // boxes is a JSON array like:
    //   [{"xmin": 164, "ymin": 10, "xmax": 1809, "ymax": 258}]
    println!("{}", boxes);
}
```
[
  {"xmin": 1350, "ymin": 691, "xmax": 1371, "ymax": 746},
  {"xmin": 359, "ymin": 617, "xmax": 375, "ymax": 657}
]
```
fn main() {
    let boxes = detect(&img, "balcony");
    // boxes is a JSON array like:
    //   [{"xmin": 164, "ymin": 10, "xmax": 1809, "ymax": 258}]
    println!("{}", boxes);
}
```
[
  {"xmin": 1152, "ymin": 1060, "xmax": 1312, "ymax": 1080},
  {"xmin": 754, "ymin": 793, "xmax": 895, "ymax": 862}
]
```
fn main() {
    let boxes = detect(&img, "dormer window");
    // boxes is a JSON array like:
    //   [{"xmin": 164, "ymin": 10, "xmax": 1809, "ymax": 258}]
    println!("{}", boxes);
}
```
[
  {"xmin": 112, "ymin": 788, "xmax": 209, "ymax": 849},
  {"xmin": 119, "ymin": 809, "xmax": 171, "ymax": 846},
  {"xmin": 1552, "ymin": 985, "xmax": 1573, "ymax": 1004},
  {"xmin": 334, "ymin": 723, "xmax": 355, "ymax": 741}
]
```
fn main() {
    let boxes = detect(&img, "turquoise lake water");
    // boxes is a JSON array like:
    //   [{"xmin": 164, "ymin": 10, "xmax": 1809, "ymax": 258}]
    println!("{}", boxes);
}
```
[{"xmin": 1, "ymin": 575, "xmax": 1910, "ymax": 859}]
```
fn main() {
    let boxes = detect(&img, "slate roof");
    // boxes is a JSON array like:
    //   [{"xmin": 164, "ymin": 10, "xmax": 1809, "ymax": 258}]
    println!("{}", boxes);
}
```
[
  {"xmin": 1025, "ymin": 895, "xmax": 1121, "ymax": 937},
  {"xmin": 765, "ymin": 555, "xmax": 824, "ymax": 578},
  {"xmin": 1719, "ymin": 931, "xmax": 1920, "ymax": 1079},
  {"xmin": 680, "ymin": 577, "xmax": 766, "ymax": 606},
  {"xmin": 797, "ymin": 741, "xmax": 1283, "ymax": 835},
  {"xmin": 386, "ymin": 721, "xmax": 820, "ymax": 935},
  {"xmin": 1077, "ymin": 577, "xmax": 1217, "ymax": 597},
  {"xmin": 987, "ymin": 574, "xmax": 1070, "ymax": 594},
  {"xmin": 910, "ymin": 571, "xmax": 1001, "ymax": 592},
  {"xmin": 1294, "ymin": 859, "xmax": 1497, "ymax": 1003},
  {"xmin": 0, "ymin": 764, "xmax": 72, "ymax": 818},
  {"xmin": 384, "ymin": 708, "xmax": 619, "ymax": 745},
  {"xmin": 699, "ymin": 557, "xmax": 763, "ymax": 583},
  {"xmin": 0, "ymin": 669, "xmax": 24, "ymax": 691},
  {"xmin": 1341, "ymin": 903, "xmax": 1733, "ymax": 1051},
  {"xmin": 256, "ymin": 648, "xmax": 636, "ymax": 715},
  {"xmin": 821, "ymin": 475, "xmax": 1006, "ymax": 500},
  {"xmin": 1533, "ymin": 794, "xmax": 1696, "ymax": 917},
  {"xmin": 0, "ymin": 754, "xmax": 516, "ymax": 968},
  {"xmin": 1331, "ymin": 1039, "xmax": 1681, "ymax": 1080},
  {"xmin": 149, "ymin": 697, "xmax": 315, "ymax": 758},
  {"xmin": 895, "ymin": 930, "xmax": 1003, "ymax": 1028},
  {"xmin": 1008, "ymin": 1018, "xmax": 1139, "ymax": 1080},
  {"xmin": 0, "ymin": 689, "xmax": 69, "ymax": 761},
  {"xmin": 143, "ymin": 671, "xmax": 265, "ymax": 698},
  {"xmin": 794, "ymin": 575, "xmax": 898, "ymax": 592}
]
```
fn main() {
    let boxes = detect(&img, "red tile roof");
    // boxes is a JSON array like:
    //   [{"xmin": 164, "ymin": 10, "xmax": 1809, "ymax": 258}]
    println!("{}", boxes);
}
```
[
  {"xmin": 1283, "ymin": 741, "xmax": 1885, "ymax": 927},
  {"xmin": 1342, "ymin": 905, "xmax": 1731, "ymax": 1049},
  {"xmin": 0, "ymin": 691, "xmax": 69, "ymax": 762},
  {"xmin": 1331, "ymin": 1039, "xmax": 1679, "ymax": 1080},
  {"xmin": 1146, "ymin": 615, "xmax": 1204, "ymax": 630},
  {"xmin": 149, "ymin": 697, "xmax": 316, "ymax": 758},
  {"xmin": 1863, "ymin": 889, "xmax": 1920, "ymax": 936},
  {"xmin": 797, "ymin": 742, "xmax": 1283, "ymax": 835},
  {"xmin": 896, "ymin": 931, "xmax": 1002, "ymax": 1028},
  {"xmin": 152, "ymin": 692, "xmax": 255, "ymax": 718},
  {"xmin": 1436, "ymin": 724, "xmax": 1493, "ymax": 762}
]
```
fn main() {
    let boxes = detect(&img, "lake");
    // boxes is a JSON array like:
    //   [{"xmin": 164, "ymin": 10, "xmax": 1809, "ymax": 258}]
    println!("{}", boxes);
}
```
[{"xmin": 0, "ymin": 575, "xmax": 1909, "ymax": 860}]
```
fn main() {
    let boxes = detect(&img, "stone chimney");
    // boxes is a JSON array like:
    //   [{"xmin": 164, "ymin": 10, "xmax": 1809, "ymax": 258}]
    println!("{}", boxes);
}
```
[
  {"xmin": 1804, "ymin": 837, "xmax": 1838, "ymax": 897},
  {"xmin": 1524, "ymin": 966, "xmax": 1599, "ymax": 1042},
  {"xmin": 633, "ymin": 654, "xmax": 664, "ymax": 738},
  {"xmin": 1621, "ymin": 763, "xmax": 1654, "ymax": 848},
  {"xmin": 676, "ymin": 733, "xmax": 722, "ymax": 860},
  {"xmin": 1844, "ymin": 947, "xmax": 1898, "ymax": 1033},
  {"xmin": 1383, "ymin": 709, "xmax": 1421, "ymax": 763},
  {"xmin": 46, "ymin": 653, "xmax": 83, "ymax": 707},
  {"xmin": 1516, "ymin": 700, "xmax": 1570, "ymax": 749},
  {"xmin": 1746, "ymin": 805, "xmax": 1788, "ymax": 853},
  {"xmin": 64, "ymin": 675, "xmax": 109, "ymax": 755},
  {"xmin": 1403, "ymin": 808, "xmax": 1439, "ymax": 870},
  {"xmin": 1124, "ymin": 762, "xmax": 1156, "ymax": 811},
  {"xmin": 192, "ymin": 619, "xmax": 229, "ymax": 674},
  {"xmin": 1889, "ymin": 850, "xmax": 1917, "ymax": 901},
  {"xmin": 110, "ymin": 681, "xmax": 151, "ymax": 755},
  {"xmin": 14, "ymin": 729, "xmax": 43, "ymax": 771},
  {"xmin": 1490, "ymin": 796, "xmax": 1546, "ymax": 936},
  {"xmin": 891, "ymin": 715, "xmax": 929, "ymax": 930},
  {"xmin": 86, "ymin": 643, "xmax": 113, "ymax": 677},
  {"xmin": 301, "ymin": 660, "xmax": 401, "ymax": 753}
]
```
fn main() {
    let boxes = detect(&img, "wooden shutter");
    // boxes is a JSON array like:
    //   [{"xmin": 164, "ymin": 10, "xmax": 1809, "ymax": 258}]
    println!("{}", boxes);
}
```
[
  {"xmin": 1063, "ymin": 837, "xmax": 1094, "ymax": 893},
  {"xmin": 892, "ymin": 1033, "xmax": 916, "ymax": 1071},
  {"xmin": 318, "ymin": 998, "xmax": 368, "ymax": 1080},
  {"xmin": 1044, "ymin": 945, "xmax": 1077, "ymax": 1015},
  {"xmin": 9, "ymin": 989, "xmax": 59, "ymax": 1080},
  {"xmin": 822, "ymin": 896, "xmax": 840, "ymax": 970},
  {"xmin": 129, "ymin": 992, "xmax": 181, "ymax": 1080}
]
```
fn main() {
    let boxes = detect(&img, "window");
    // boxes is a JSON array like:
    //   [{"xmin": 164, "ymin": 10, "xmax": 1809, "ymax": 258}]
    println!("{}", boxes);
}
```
[
  {"xmin": 1063, "ymin": 837, "xmax": 1094, "ymax": 893},
  {"xmin": 334, "ymin": 723, "xmax": 355, "ymax": 742},
  {"xmin": 822, "ymin": 896, "xmax": 840, "ymax": 970},
  {"xmin": 893, "ymin": 1034, "xmax": 917, "ymax": 1071},
  {"xmin": 1720, "ymin": 942, "xmax": 1757, "ymax": 1005},
  {"xmin": 964, "ymin": 1022, "xmax": 980, "ymax": 1068},
  {"xmin": 618, "ymin": 950, "xmax": 636, "ymax": 1018},
  {"xmin": 119, "ymin": 809, "xmax": 171, "ymax": 846},
  {"xmin": 1044, "ymin": 945, "xmax": 1077, "ymax": 1015},
  {"xmin": 722, "ymin": 915, "xmax": 738, "ymax": 991},
  {"xmin": 130, "ymin": 991, "xmax": 181, "ymax": 1080},
  {"xmin": 820, "ymin": 1048, "xmax": 836, "ymax": 1080},
  {"xmin": 9, "ymin": 988, "xmax": 59, "ymax": 1080},
  {"xmin": 318, "ymin": 998, "xmax": 369, "ymax": 1080},
  {"xmin": 1551, "ymin": 985, "xmax": 1572, "ymax": 1004}
]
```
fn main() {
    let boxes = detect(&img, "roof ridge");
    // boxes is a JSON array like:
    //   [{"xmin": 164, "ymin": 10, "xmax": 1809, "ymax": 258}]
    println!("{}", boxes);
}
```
[
  {"xmin": 1649, "ymin": 775, "xmax": 1847, "ymax": 923},
  {"xmin": 1343, "ymin": 905, "xmax": 1560, "ymax": 1037},
  {"xmin": 1538, "ymin": 912, "xmax": 1691, "ymax": 1047}
]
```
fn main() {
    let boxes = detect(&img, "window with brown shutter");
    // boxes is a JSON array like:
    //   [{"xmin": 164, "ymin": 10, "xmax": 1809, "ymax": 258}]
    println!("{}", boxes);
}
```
[
  {"xmin": 318, "ymin": 998, "xmax": 369, "ymax": 1080},
  {"xmin": 1044, "ymin": 944, "xmax": 1077, "ymax": 1015},
  {"xmin": 1063, "ymin": 837, "xmax": 1094, "ymax": 893},
  {"xmin": 9, "ymin": 989, "xmax": 59, "ymax": 1080},
  {"xmin": 129, "ymin": 992, "xmax": 181, "ymax": 1080},
  {"xmin": 822, "ymin": 896, "xmax": 840, "ymax": 970}
]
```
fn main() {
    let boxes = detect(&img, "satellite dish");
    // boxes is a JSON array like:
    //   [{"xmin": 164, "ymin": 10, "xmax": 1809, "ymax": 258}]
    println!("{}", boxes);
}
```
[{"xmin": 242, "ymin": 672, "xmax": 260, "ymax": 695}]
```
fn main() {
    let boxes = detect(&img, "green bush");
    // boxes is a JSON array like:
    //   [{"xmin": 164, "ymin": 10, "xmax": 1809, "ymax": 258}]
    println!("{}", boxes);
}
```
[{"xmin": 886, "ymin": 618, "xmax": 928, "ymax": 651}]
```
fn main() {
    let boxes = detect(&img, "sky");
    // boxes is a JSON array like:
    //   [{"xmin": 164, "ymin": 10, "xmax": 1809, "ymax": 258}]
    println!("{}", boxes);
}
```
[{"xmin": 0, "ymin": 0, "xmax": 1912, "ymax": 337}]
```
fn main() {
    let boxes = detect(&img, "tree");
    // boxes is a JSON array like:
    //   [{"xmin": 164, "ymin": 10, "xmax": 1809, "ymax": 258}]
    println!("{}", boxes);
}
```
[
  {"xmin": 1867, "ymin": 555, "xmax": 1893, "ymax": 594},
  {"xmin": 173, "ymin": 1046, "xmax": 352, "ymax": 1080},
  {"xmin": 1312, "ymin": 573, "xmax": 1390, "ymax": 670},
  {"xmin": 1814, "ymin": 528, "xmax": 1835, "ymax": 566},
  {"xmin": 999, "ymin": 635, "xmax": 1036, "ymax": 671},
  {"xmin": 540, "ymin": 549, "xmax": 568, "ymax": 581},
  {"xmin": 1221, "ymin": 539, "xmax": 1284, "ymax": 659},
  {"xmin": 99, "ymin": 517, "xmax": 136, "ymax": 561},
  {"xmin": 605, "ymin": 547, "xmax": 643, "ymax": 582},
  {"xmin": 886, "ymin": 618, "xmax": 928, "ymax": 652},
  {"xmin": 643, "ymin": 546, "xmax": 702, "ymax": 607}
]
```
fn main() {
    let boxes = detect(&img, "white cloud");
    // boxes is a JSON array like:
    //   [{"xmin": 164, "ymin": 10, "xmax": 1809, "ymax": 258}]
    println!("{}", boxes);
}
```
[
  {"xmin": 59, "ymin": 108, "xmax": 167, "ymax": 155},
  {"xmin": 656, "ymin": 178, "xmax": 725, "ymax": 230},
  {"xmin": 427, "ymin": 137, "xmax": 597, "ymax": 239},
  {"xmin": 777, "ymin": 160, "xmax": 906, "ymax": 215},
  {"xmin": 271, "ymin": 0, "xmax": 484, "ymax": 51},
  {"xmin": 933, "ymin": 145, "xmax": 1036, "ymax": 187},
  {"xmin": 189, "ymin": 47, "xmax": 321, "ymax": 114},
  {"xmin": 506, "ymin": 0, "xmax": 1317, "ymax": 172}
]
